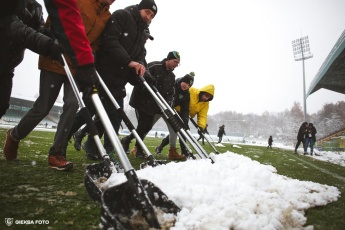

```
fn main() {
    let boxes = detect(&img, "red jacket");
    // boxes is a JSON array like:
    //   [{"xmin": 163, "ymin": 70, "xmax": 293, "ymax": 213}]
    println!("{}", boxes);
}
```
[
  {"xmin": 39, "ymin": 0, "xmax": 111, "ymax": 75},
  {"xmin": 43, "ymin": 0, "xmax": 94, "ymax": 67}
]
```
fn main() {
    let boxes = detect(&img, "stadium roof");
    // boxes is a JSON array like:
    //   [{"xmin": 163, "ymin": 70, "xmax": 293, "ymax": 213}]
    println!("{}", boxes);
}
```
[{"xmin": 307, "ymin": 30, "xmax": 345, "ymax": 97}]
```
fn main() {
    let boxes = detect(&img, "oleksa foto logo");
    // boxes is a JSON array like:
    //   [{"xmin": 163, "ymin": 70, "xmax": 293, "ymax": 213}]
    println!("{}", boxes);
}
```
[{"xmin": 5, "ymin": 218, "xmax": 13, "ymax": 226}]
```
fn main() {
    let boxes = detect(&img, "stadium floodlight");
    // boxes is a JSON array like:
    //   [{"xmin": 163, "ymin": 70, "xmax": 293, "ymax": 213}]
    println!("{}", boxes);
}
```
[{"xmin": 292, "ymin": 36, "xmax": 313, "ymax": 122}]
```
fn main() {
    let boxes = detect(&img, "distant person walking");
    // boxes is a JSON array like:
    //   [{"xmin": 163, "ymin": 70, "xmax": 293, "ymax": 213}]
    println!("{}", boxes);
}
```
[
  {"xmin": 217, "ymin": 125, "xmax": 226, "ymax": 144},
  {"xmin": 304, "ymin": 123, "xmax": 317, "ymax": 156},
  {"xmin": 267, "ymin": 135, "xmax": 273, "ymax": 149},
  {"xmin": 294, "ymin": 122, "xmax": 308, "ymax": 154}
]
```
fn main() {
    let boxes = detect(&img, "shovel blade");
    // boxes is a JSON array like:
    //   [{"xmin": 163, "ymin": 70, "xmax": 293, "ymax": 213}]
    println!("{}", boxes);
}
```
[
  {"xmin": 100, "ymin": 179, "xmax": 181, "ymax": 229},
  {"xmin": 84, "ymin": 161, "xmax": 114, "ymax": 203}
]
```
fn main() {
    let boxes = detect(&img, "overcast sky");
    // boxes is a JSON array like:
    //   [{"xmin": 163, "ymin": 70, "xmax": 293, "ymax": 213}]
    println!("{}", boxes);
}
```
[{"xmin": 12, "ymin": 0, "xmax": 345, "ymax": 116}]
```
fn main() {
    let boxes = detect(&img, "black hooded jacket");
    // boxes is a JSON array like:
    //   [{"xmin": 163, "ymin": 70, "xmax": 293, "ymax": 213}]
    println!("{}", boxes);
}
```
[
  {"xmin": 129, "ymin": 59, "xmax": 175, "ymax": 116},
  {"xmin": 297, "ymin": 122, "xmax": 307, "ymax": 141},
  {"xmin": 95, "ymin": 4, "xmax": 148, "ymax": 98},
  {"xmin": 172, "ymin": 77, "xmax": 190, "ymax": 125}
]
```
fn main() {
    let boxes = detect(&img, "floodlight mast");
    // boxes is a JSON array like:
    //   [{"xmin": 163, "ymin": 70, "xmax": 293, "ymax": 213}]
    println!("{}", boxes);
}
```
[{"xmin": 292, "ymin": 36, "xmax": 313, "ymax": 122}]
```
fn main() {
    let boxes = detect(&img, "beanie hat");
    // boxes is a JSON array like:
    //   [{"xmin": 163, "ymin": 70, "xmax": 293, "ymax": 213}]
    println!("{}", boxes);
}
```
[
  {"xmin": 167, "ymin": 51, "xmax": 180, "ymax": 60},
  {"xmin": 138, "ymin": 0, "xmax": 158, "ymax": 15},
  {"xmin": 179, "ymin": 72, "xmax": 195, "ymax": 86}
]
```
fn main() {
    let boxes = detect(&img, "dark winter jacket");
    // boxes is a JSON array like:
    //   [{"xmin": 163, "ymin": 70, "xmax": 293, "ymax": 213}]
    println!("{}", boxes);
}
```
[
  {"xmin": 172, "ymin": 77, "xmax": 190, "ymax": 125},
  {"xmin": 297, "ymin": 122, "xmax": 307, "ymax": 141},
  {"xmin": 268, "ymin": 136, "xmax": 273, "ymax": 145},
  {"xmin": 0, "ymin": 0, "xmax": 53, "ymax": 77},
  {"xmin": 95, "ymin": 5, "xmax": 148, "ymax": 98},
  {"xmin": 217, "ymin": 125, "xmax": 226, "ymax": 137},
  {"xmin": 129, "ymin": 59, "xmax": 175, "ymax": 116},
  {"xmin": 305, "ymin": 123, "xmax": 317, "ymax": 142}
]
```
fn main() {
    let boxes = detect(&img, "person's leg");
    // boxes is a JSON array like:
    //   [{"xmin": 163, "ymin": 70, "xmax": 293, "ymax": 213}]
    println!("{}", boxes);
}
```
[
  {"xmin": 49, "ymin": 76, "xmax": 79, "ymax": 157},
  {"xmin": 132, "ymin": 110, "xmax": 155, "ymax": 158},
  {"xmin": 120, "ymin": 108, "xmax": 140, "ymax": 154},
  {"xmin": 310, "ymin": 140, "xmax": 314, "ymax": 155},
  {"xmin": 72, "ymin": 125, "xmax": 88, "ymax": 151},
  {"xmin": 304, "ymin": 139, "xmax": 309, "ymax": 155},
  {"xmin": 0, "ymin": 71, "xmax": 14, "ymax": 118},
  {"xmin": 156, "ymin": 135, "xmax": 169, "ymax": 154},
  {"xmin": 294, "ymin": 140, "xmax": 301, "ymax": 153},
  {"xmin": 4, "ymin": 70, "xmax": 61, "ymax": 161},
  {"xmin": 12, "ymin": 70, "xmax": 63, "ymax": 140},
  {"xmin": 178, "ymin": 136, "xmax": 188, "ymax": 157},
  {"xmin": 103, "ymin": 97, "xmax": 123, "ymax": 153}
]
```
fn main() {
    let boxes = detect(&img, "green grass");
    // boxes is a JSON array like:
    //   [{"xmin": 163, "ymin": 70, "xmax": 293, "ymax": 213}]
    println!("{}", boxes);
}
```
[{"xmin": 0, "ymin": 128, "xmax": 344, "ymax": 229}]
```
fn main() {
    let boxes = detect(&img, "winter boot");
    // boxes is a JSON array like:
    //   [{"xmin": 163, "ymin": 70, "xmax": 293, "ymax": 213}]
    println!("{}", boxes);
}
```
[
  {"xmin": 73, "ymin": 128, "xmax": 87, "ymax": 151},
  {"xmin": 135, "ymin": 146, "xmax": 147, "ymax": 159},
  {"xmin": 3, "ymin": 128, "xmax": 20, "ymax": 160},
  {"xmin": 180, "ymin": 141, "xmax": 189, "ymax": 158},
  {"xmin": 130, "ymin": 146, "xmax": 137, "ymax": 156},
  {"xmin": 121, "ymin": 136, "xmax": 131, "ymax": 154},
  {"xmin": 83, "ymin": 137, "xmax": 100, "ymax": 160},
  {"xmin": 155, "ymin": 145, "xmax": 163, "ymax": 155},
  {"xmin": 48, "ymin": 154, "xmax": 73, "ymax": 171},
  {"xmin": 168, "ymin": 147, "xmax": 186, "ymax": 160}
]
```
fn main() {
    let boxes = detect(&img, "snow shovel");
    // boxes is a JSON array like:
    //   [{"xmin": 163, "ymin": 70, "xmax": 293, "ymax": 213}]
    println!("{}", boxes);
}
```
[
  {"xmin": 147, "ymin": 79, "xmax": 213, "ymax": 162},
  {"xmin": 189, "ymin": 117, "xmax": 220, "ymax": 154},
  {"xmin": 139, "ymin": 75, "xmax": 212, "ymax": 162},
  {"xmin": 96, "ymin": 72, "xmax": 166, "ymax": 169},
  {"xmin": 61, "ymin": 55, "xmax": 117, "ymax": 202},
  {"xmin": 62, "ymin": 56, "xmax": 180, "ymax": 228}
]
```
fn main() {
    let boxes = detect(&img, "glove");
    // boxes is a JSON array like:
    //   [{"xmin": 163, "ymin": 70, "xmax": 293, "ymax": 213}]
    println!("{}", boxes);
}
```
[
  {"xmin": 144, "ymin": 73, "xmax": 156, "ymax": 85},
  {"xmin": 199, "ymin": 126, "xmax": 205, "ymax": 134},
  {"xmin": 74, "ymin": 63, "xmax": 99, "ymax": 98},
  {"xmin": 47, "ymin": 42, "xmax": 64, "ymax": 65}
]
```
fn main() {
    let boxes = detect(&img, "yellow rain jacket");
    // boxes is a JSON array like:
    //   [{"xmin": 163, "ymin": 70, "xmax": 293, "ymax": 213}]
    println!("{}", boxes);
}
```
[{"xmin": 177, "ymin": 84, "xmax": 214, "ymax": 129}]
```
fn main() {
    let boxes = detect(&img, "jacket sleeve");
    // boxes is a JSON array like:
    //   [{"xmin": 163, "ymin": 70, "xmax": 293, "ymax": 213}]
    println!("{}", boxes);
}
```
[
  {"xmin": 197, "ymin": 103, "xmax": 209, "ymax": 129},
  {"xmin": 6, "ymin": 15, "xmax": 54, "ymax": 57},
  {"xmin": 43, "ymin": 0, "xmax": 94, "ymax": 67},
  {"xmin": 180, "ymin": 95, "xmax": 190, "ymax": 127}
]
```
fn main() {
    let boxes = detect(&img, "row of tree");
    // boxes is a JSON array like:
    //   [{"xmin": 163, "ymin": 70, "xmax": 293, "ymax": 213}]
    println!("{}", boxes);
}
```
[
  {"xmin": 122, "ymin": 95, "xmax": 344, "ymax": 145},
  {"xmin": 208, "ymin": 101, "xmax": 345, "ymax": 144}
]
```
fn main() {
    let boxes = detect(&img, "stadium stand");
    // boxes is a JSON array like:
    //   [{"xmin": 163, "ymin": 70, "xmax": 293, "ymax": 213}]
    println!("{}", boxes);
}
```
[{"xmin": 0, "ymin": 96, "xmax": 62, "ymax": 128}]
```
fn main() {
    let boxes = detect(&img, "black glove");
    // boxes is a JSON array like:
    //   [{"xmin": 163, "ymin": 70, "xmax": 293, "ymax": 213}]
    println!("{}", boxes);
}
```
[
  {"xmin": 74, "ymin": 63, "xmax": 99, "ymax": 98},
  {"xmin": 144, "ymin": 73, "xmax": 156, "ymax": 85},
  {"xmin": 199, "ymin": 126, "xmax": 205, "ymax": 134},
  {"xmin": 47, "ymin": 42, "xmax": 64, "ymax": 65}
]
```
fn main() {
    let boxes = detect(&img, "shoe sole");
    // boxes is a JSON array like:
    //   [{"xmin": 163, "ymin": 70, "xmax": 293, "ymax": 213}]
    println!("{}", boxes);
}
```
[{"xmin": 49, "ymin": 163, "xmax": 73, "ymax": 171}]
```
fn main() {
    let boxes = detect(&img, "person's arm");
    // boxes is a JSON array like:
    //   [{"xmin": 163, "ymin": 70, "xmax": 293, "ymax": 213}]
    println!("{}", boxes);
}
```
[
  {"xmin": 5, "ymin": 15, "xmax": 63, "ymax": 64},
  {"xmin": 101, "ymin": 11, "xmax": 145, "ymax": 75},
  {"xmin": 43, "ymin": 0, "xmax": 99, "ymax": 95},
  {"xmin": 196, "ymin": 104, "xmax": 209, "ymax": 129},
  {"xmin": 43, "ymin": 0, "xmax": 93, "ymax": 67}
]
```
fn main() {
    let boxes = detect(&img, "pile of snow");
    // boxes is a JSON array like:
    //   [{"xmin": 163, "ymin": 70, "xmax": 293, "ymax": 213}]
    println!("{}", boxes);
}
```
[{"xmin": 104, "ymin": 152, "xmax": 340, "ymax": 229}]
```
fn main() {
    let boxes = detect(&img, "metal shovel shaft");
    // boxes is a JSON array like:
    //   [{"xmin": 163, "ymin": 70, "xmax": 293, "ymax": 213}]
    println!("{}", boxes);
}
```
[
  {"xmin": 189, "ymin": 117, "xmax": 220, "ymax": 155},
  {"xmin": 96, "ymin": 75, "xmax": 155, "ymax": 159}
]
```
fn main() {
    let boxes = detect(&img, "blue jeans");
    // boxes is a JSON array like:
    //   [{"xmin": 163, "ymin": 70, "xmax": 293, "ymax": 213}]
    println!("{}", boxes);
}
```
[{"xmin": 304, "ymin": 138, "xmax": 314, "ymax": 155}]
